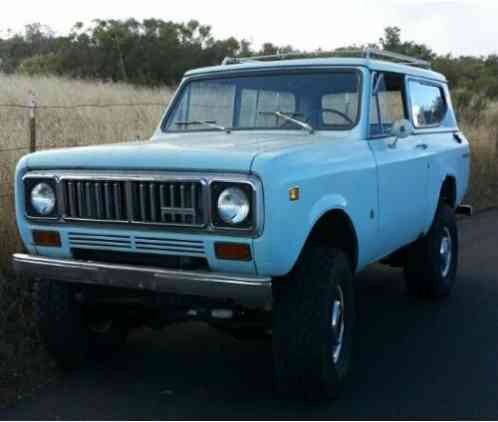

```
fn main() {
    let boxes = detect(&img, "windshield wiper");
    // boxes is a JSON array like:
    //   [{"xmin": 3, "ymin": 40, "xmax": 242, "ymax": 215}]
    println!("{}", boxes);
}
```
[
  {"xmin": 259, "ymin": 111, "xmax": 314, "ymax": 134},
  {"xmin": 175, "ymin": 120, "xmax": 231, "ymax": 133}
]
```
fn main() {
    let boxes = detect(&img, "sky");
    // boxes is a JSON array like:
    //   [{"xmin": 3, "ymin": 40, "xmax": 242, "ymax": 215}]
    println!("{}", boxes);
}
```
[{"xmin": 1, "ymin": 0, "xmax": 498, "ymax": 57}]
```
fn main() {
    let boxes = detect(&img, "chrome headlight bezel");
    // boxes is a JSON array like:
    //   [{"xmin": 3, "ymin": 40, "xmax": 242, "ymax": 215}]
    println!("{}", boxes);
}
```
[
  {"xmin": 217, "ymin": 187, "xmax": 250, "ymax": 225},
  {"xmin": 24, "ymin": 177, "xmax": 59, "ymax": 219},
  {"xmin": 211, "ymin": 181, "xmax": 255, "ymax": 230}
]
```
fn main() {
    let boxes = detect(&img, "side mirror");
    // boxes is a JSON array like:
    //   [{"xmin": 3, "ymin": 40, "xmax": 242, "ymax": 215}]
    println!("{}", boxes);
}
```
[{"xmin": 389, "ymin": 119, "xmax": 414, "ymax": 148}]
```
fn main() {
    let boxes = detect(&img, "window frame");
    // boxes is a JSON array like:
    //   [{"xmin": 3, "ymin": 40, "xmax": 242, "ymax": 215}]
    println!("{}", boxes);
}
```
[
  {"xmin": 160, "ymin": 68, "xmax": 364, "ymax": 134},
  {"xmin": 406, "ymin": 78, "xmax": 448, "ymax": 129},
  {"xmin": 368, "ymin": 71, "xmax": 409, "ymax": 139}
]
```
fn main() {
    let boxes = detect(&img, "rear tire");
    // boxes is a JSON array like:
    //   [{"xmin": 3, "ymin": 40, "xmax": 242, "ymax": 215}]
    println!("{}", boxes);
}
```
[
  {"xmin": 272, "ymin": 246, "xmax": 354, "ymax": 400},
  {"xmin": 33, "ymin": 280, "xmax": 128, "ymax": 369},
  {"xmin": 404, "ymin": 203, "xmax": 458, "ymax": 300}
]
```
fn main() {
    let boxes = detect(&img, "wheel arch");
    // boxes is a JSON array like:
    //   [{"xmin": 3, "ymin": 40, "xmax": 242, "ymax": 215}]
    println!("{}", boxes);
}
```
[
  {"xmin": 303, "ymin": 208, "xmax": 359, "ymax": 273},
  {"xmin": 440, "ymin": 175, "xmax": 457, "ymax": 208}
]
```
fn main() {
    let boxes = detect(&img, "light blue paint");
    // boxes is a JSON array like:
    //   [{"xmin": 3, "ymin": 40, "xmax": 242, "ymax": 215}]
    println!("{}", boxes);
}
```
[{"xmin": 14, "ymin": 57, "xmax": 470, "ymax": 280}]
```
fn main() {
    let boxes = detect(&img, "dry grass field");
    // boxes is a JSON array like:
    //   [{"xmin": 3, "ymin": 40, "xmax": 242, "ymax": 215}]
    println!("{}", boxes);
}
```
[
  {"xmin": 0, "ymin": 74, "xmax": 172, "ymax": 271},
  {"xmin": 0, "ymin": 73, "xmax": 496, "ymax": 406},
  {"xmin": 462, "ymin": 113, "xmax": 498, "ymax": 209}
]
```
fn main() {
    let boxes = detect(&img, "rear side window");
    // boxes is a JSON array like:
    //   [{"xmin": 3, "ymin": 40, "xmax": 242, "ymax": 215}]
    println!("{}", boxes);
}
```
[{"xmin": 408, "ymin": 80, "xmax": 447, "ymax": 127}]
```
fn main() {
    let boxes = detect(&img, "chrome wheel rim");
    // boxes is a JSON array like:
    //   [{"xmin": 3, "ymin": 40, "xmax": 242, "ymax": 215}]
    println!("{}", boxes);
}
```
[
  {"xmin": 331, "ymin": 285, "xmax": 345, "ymax": 364},
  {"xmin": 440, "ymin": 227, "xmax": 452, "ymax": 278}
]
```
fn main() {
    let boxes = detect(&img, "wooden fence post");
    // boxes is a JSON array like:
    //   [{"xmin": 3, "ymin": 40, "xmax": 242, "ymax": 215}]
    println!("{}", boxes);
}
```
[{"xmin": 28, "ymin": 92, "xmax": 37, "ymax": 153}]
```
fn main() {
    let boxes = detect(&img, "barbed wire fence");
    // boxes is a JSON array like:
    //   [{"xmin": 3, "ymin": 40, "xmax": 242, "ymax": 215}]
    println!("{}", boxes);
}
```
[
  {"xmin": 0, "ymin": 94, "xmax": 165, "ymax": 153},
  {"xmin": 0, "ymin": 97, "xmax": 165, "ymax": 271}
]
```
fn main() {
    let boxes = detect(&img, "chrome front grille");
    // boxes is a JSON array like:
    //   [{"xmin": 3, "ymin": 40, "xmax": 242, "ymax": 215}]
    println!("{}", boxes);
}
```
[
  {"xmin": 24, "ymin": 170, "xmax": 263, "ymax": 236},
  {"xmin": 61, "ymin": 177, "xmax": 205, "ymax": 227},
  {"xmin": 63, "ymin": 180, "xmax": 127, "ymax": 222},
  {"xmin": 130, "ymin": 181, "xmax": 203, "ymax": 226}
]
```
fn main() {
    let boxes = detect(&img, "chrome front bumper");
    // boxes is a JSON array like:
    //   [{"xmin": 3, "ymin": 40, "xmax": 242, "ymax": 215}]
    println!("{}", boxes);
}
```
[{"xmin": 12, "ymin": 253, "xmax": 272, "ymax": 309}]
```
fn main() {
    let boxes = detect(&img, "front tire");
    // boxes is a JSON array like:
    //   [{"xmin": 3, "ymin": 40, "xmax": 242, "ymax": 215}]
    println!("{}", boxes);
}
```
[
  {"xmin": 272, "ymin": 246, "xmax": 354, "ymax": 400},
  {"xmin": 404, "ymin": 203, "xmax": 458, "ymax": 299},
  {"xmin": 33, "ymin": 280, "xmax": 128, "ymax": 369}
]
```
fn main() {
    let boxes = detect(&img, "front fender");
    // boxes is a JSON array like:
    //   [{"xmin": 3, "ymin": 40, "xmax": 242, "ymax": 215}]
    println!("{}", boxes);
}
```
[
  {"xmin": 308, "ymin": 194, "xmax": 348, "ymax": 229},
  {"xmin": 251, "ymin": 134, "xmax": 379, "ymax": 277},
  {"xmin": 252, "ymin": 193, "xmax": 352, "ymax": 277}
]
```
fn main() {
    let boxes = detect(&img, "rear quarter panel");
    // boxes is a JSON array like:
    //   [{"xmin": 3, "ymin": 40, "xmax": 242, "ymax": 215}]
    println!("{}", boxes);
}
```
[
  {"xmin": 414, "ymin": 83, "xmax": 470, "ymax": 233},
  {"xmin": 425, "ymin": 131, "xmax": 470, "ymax": 230}
]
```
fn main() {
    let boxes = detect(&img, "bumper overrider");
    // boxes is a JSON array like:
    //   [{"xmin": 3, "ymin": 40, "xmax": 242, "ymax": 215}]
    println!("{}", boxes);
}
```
[{"xmin": 12, "ymin": 253, "xmax": 272, "ymax": 309}]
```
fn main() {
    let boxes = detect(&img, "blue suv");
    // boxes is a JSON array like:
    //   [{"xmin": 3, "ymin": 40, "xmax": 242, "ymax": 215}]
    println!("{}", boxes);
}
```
[{"xmin": 13, "ymin": 49, "xmax": 471, "ymax": 399}]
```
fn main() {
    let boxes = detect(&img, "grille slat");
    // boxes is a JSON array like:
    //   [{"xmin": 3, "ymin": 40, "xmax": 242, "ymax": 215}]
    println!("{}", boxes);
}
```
[
  {"xmin": 180, "ymin": 185, "xmax": 186, "ymax": 223},
  {"xmin": 77, "ymin": 182, "xmax": 84, "ymax": 217},
  {"xmin": 159, "ymin": 184, "xmax": 166, "ymax": 223},
  {"xmin": 62, "ymin": 177, "xmax": 204, "ymax": 227},
  {"xmin": 67, "ymin": 181, "xmax": 77, "ymax": 217},
  {"xmin": 85, "ymin": 182, "xmax": 93, "ymax": 218},
  {"xmin": 114, "ymin": 182, "xmax": 122, "ymax": 220},
  {"xmin": 95, "ymin": 183, "xmax": 103, "ymax": 219},
  {"xmin": 191, "ymin": 184, "xmax": 197, "ymax": 225},
  {"xmin": 169, "ymin": 184, "xmax": 176, "ymax": 222},
  {"xmin": 149, "ymin": 183, "xmax": 157, "ymax": 222},
  {"xmin": 104, "ymin": 183, "xmax": 112, "ymax": 219},
  {"xmin": 139, "ymin": 183, "xmax": 147, "ymax": 222}
]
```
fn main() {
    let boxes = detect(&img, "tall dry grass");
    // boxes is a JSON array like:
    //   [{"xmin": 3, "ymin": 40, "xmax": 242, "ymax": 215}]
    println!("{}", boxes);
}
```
[
  {"xmin": 0, "ymin": 74, "xmax": 172, "ymax": 271},
  {"xmin": 461, "ymin": 108, "xmax": 498, "ymax": 210}
]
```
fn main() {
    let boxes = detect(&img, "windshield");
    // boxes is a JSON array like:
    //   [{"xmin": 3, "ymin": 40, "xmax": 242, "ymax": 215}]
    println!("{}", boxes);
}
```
[{"xmin": 163, "ymin": 70, "xmax": 361, "ymax": 132}]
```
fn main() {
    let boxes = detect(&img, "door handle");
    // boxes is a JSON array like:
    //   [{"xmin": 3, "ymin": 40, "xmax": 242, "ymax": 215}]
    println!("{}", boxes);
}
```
[{"xmin": 415, "ymin": 143, "xmax": 428, "ymax": 150}]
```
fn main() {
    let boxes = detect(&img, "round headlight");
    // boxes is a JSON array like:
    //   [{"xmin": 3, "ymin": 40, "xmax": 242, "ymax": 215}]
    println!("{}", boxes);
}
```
[
  {"xmin": 217, "ymin": 187, "xmax": 250, "ymax": 224},
  {"xmin": 31, "ymin": 183, "xmax": 56, "ymax": 216}
]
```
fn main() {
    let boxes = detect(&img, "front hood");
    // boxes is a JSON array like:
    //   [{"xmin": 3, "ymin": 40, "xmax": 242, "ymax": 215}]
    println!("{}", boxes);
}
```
[{"xmin": 25, "ymin": 131, "xmax": 351, "ymax": 173}]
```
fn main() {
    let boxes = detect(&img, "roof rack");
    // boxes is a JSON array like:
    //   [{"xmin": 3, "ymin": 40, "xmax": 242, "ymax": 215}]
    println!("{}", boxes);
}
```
[{"xmin": 221, "ymin": 47, "xmax": 431, "ymax": 69}]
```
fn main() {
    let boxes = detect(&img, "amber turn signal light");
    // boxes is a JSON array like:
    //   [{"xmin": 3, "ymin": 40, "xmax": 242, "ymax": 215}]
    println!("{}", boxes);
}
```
[
  {"xmin": 32, "ymin": 230, "xmax": 61, "ymax": 247},
  {"xmin": 214, "ymin": 242, "xmax": 252, "ymax": 261},
  {"xmin": 289, "ymin": 187, "xmax": 300, "ymax": 201}
]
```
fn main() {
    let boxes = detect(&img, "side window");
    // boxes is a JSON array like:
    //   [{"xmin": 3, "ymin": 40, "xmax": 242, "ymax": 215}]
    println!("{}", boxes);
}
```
[
  {"xmin": 408, "ymin": 80, "xmax": 446, "ymax": 127},
  {"xmin": 369, "ymin": 72, "xmax": 407, "ymax": 136}
]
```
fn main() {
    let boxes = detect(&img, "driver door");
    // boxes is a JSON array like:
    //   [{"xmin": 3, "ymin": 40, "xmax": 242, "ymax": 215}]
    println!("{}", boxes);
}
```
[{"xmin": 368, "ymin": 72, "xmax": 431, "ymax": 258}]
